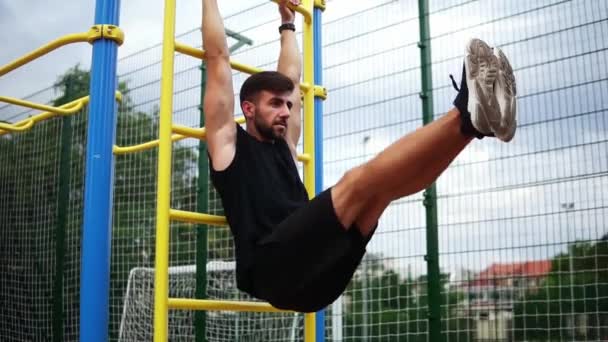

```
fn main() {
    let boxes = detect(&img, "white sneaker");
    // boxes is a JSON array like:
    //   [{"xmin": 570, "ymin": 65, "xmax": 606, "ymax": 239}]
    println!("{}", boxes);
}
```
[
  {"xmin": 464, "ymin": 38, "xmax": 501, "ymax": 136},
  {"xmin": 493, "ymin": 47, "xmax": 517, "ymax": 142}
]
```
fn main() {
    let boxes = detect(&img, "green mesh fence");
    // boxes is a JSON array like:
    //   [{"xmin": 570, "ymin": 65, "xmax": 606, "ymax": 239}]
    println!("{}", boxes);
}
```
[
  {"xmin": 0, "ymin": 117, "xmax": 63, "ymax": 342},
  {"xmin": 1, "ymin": 0, "xmax": 607, "ymax": 341},
  {"xmin": 112, "ymin": 5, "xmax": 304, "ymax": 340},
  {"xmin": 321, "ymin": 2, "xmax": 429, "ymax": 341},
  {"xmin": 0, "ymin": 88, "xmax": 87, "ymax": 342},
  {"xmin": 427, "ymin": 1, "xmax": 608, "ymax": 341}
]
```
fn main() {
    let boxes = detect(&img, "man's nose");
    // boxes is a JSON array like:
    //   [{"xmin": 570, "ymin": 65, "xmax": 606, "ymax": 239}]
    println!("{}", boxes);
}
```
[{"xmin": 280, "ymin": 104, "xmax": 291, "ymax": 117}]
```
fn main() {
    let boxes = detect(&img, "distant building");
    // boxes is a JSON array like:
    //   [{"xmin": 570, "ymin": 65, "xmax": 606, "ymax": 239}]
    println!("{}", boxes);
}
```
[
  {"xmin": 454, "ymin": 260, "xmax": 552, "ymax": 341},
  {"xmin": 470, "ymin": 260, "xmax": 552, "ymax": 290}
]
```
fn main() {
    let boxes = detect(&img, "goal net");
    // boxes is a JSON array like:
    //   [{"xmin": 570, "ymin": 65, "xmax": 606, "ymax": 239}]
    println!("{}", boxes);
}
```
[{"xmin": 118, "ymin": 261, "xmax": 304, "ymax": 341}]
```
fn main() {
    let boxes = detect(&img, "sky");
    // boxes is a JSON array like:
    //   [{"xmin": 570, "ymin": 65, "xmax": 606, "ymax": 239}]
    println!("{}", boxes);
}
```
[
  {"xmin": 1, "ymin": 0, "xmax": 607, "ymax": 278},
  {"xmin": 0, "ymin": 0, "xmax": 241, "ymax": 98},
  {"xmin": 0, "ymin": 0, "xmax": 376, "ymax": 99}
]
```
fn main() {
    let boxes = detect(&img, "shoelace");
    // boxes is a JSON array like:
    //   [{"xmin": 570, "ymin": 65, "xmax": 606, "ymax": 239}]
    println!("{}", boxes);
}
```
[{"xmin": 449, "ymin": 74, "xmax": 459, "ymax": 91}]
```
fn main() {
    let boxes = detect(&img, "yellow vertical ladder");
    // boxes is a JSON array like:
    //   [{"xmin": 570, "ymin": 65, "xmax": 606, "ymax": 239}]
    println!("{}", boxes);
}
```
[{"xmin": 152, "ymin": 0, "xmax": 319, "ymax": 341}]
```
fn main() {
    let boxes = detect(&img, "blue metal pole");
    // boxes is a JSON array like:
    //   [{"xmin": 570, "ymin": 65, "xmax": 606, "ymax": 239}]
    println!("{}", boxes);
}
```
[
  {"xmin": 80, "ymin": 1, "xmax": 121, "ymax": 341},
  {"xmin": 313, "ymin": 7, "xmax": 326, "ymax": 342}
]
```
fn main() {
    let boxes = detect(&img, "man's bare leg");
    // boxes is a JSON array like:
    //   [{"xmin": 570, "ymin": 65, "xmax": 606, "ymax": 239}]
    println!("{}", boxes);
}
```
[
  {"xmin": 331, "ymin": 108, "xmax": 471, "ymax": 235},
  {"xmin": 331, "ymin": 38, "xmax": 518, "ymax": 237}
]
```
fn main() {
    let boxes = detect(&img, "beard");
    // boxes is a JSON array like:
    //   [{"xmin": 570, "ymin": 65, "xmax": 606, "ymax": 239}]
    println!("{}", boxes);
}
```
[{"xmin": 254, "ymin": 111, "xmax": 286, "ymax": 141}]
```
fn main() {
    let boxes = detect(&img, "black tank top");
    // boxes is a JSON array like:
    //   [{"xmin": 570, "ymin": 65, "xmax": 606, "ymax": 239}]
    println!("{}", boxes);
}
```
[{"xmin": 209, "ymin": 123, "xmax": 309, "ymax": 293}]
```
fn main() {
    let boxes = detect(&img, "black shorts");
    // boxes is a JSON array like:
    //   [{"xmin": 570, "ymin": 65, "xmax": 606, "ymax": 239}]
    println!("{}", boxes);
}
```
[{"xmin": 250, "ymin": 188, "xmax": 373, "ymax": 313}]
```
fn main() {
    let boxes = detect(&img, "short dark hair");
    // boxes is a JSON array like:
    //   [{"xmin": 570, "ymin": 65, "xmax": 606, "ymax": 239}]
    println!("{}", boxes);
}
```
[{"xmin": 239, "ymin": 71, "xmax": 295, "ymax": 105}]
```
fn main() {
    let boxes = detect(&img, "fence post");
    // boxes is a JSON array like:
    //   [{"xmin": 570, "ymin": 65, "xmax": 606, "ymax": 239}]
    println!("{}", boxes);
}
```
[
  {"xmin": 417, "ymin": 0, "xmax": 442, "ymax": 340},
  {"xmin": 53, "ymin": 83, "xmax": 73, "ymax": 342},
  {"xmin": 195, "ymin": 62, "xmax": 209, "ymax": 342}
]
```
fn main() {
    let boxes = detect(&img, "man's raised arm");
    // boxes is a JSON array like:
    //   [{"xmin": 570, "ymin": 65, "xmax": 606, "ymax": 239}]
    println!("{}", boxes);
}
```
[
  {"xmin": 277, "ymin": 0, "xmax": 303, "ymax": 154},
  {"xmin": 202, "ymin": 0, "xmax": 237, "ymax": 171}
]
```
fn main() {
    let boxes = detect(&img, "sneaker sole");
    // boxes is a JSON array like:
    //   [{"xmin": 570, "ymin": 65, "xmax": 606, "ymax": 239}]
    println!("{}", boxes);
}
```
[
  {"xmin": 464, "ymin": 38, "xmax": 501, "ymax": 135},
  {"xmin": 494, "ymin": 47, "xmax": 517, "ymax": 142}
]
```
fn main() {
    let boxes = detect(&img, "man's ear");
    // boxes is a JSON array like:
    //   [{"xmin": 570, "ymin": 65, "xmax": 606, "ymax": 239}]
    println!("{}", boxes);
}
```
[{"xmin": 241, "ymin": 100, "xmax": 255, "ymax": 119}]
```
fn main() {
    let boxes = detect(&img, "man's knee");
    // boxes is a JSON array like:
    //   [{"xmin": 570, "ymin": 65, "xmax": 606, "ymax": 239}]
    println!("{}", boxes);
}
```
[
  {"xmin": 335, "ymin": 165, "xmax": 370, "ymax": 201},
  {"xmin": 331, "ymin": 165, "xmax": 374, "ymax": 228}
]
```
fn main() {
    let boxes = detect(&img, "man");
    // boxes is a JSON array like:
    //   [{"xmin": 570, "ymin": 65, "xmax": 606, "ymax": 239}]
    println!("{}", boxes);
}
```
[{"xmin": 202, "ymin": 0, "xmax": 516, "ymax": 312}]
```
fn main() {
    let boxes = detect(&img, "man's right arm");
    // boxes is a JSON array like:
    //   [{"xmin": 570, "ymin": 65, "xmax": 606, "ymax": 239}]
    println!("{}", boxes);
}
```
[{"xmin": 202, "ymin": 0, "xmax": 236, "ymax": 171}]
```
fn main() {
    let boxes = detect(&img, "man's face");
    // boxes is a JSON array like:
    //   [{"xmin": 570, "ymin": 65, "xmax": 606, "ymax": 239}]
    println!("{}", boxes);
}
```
[{"xmin": 250, "ymin": 90, "xmax": 293, "ymax": 141}]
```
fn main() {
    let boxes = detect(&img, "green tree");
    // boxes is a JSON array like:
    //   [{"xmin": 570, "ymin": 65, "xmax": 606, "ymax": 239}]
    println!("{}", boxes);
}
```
[
  {"xmin": 0, "ymin": 85, "xmax": 64, "ymax": 340},
  {"xmin": 53, "ymin": 64, "xmax": 204, "ymax": 340},
  {"xmin": 513, "ymin": 236, "xmax": 608, "ymax": 341},
  {"xmin": 0, "ymin": 64, "xmax": 203, "ymax": 340},
  {"xmin": 342, "ymin": 255, "xmax": 472, "ymax": 342}
]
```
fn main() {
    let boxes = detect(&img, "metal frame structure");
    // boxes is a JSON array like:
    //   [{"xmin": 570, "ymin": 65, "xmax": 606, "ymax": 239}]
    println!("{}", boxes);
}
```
[
  {"xmin": 0, "ymin": 0, "xmax": 328, "ymax": 340},
  {"xmin": 0, "ymin": 2, "xmax": 124, "ymax": 340},
  {"xmin": 147, "ymin": 0, "xmax": 327, "ymax": 341},
  {"xmin": 79, "ymin": 1, "xmax": 122, "ymax": 341}
]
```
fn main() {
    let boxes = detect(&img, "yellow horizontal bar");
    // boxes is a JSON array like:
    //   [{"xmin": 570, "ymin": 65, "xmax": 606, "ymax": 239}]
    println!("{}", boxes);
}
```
[
  {"xmin": 0, "ymin": 119, "xmax": 34, "ymax": 132},
  {"xmin": 270, "ymin": 0, "xmax": 312, "ymax": 23},
  {"xmin": 119, "ymin": 122, "xmax": 308, "ymax": 162},
  {"xmin": 0, "ymin": 97, "xmax": 89, "ymax": 135},
  {"xmin": 175, "ymin": 42, "xmax": 263, "ymax": 75},
  {"xmin": 0, "ymin": 91, "xmax": 122, "ymax": 136},
  {"xmin": 172, "ymin": 124, "xmax": 205, "ymax": 139},
  {"xmin": 175, "ymin": 43, "xmax": 321, "ymax": 95},
  {"xmin": 168, "ymin": 298, "xmax": 290, "ymax": 313},
  {"xmin": 0, "ymin": 95, "xmax": 85, "ymax": 115},
  {"xmin": 169, "ymin": 209, "xmax": 228, "ymax": 226},
  {"xmin": 114, "ymin": 116, "xmax": 246, "ymax": 155},
  {"xmin": 0, "ymin": 26, "xmax": 102, "ymax": 77},
  {"xmin": 172, "ymin": 125, "xmax": 310, "ymax": 162},
  {"xmin": 114, "ymin": 133, "xmax": 187, "ymax": 155},
  {"xmin": 116, "ymin": 129, "xmax": 308, "ymax": 166}
]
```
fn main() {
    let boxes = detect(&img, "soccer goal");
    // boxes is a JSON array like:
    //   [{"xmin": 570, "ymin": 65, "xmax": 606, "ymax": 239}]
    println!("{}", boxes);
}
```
[{"xmin": 118, "ymin": 261, "xmax": 303, "ymax": 341}]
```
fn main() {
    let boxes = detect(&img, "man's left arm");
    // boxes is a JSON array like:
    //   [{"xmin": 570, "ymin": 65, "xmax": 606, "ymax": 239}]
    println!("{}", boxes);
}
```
[{"xmin": 277, "ymin": 0, "xmax": 302, "ymax": 157}]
